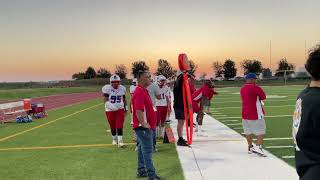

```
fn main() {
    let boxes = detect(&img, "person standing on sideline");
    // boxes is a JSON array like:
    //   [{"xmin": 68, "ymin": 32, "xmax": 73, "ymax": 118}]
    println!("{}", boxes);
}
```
[
  {"xmin": 147, "ymin": 76, "xmax": 161, "ymax": 151},
  {"xmin": 155, "ymin": 75, "xmax": 171, "ymax": 138},
  {"xmin": 293, "ymin": 45, "xmax": 320, "ymax": 180},
  {"xmin": 240, "ymin": 73, "xmax": 267, "ymax": 156},
  {"xmin": 102, "ymin": 74, "xmax": 127, "ymax": 147},
  {"xmin": 130, "ymin": 78, "xmax": 138, "ymax": 142},
  {"xmin": 132, "ymin": 70, "xmax": 163, "ymax": 180},
  {"xmin": 173, "ymin": 55, "xmax": 191, "ymax": 146}
]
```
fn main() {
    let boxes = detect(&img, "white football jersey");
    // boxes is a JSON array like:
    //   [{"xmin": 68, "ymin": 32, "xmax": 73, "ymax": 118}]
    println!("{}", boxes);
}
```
[
  {"xmin": 102, "ymin": 85, "xmax": 126, "ymax": 111},
  {"xmin": 156, "ymin": 85, "xmax": 170, "ymax": 107},
  {"xmin": 130, "ymin": 85, "xmax": 137, "ymax": 95}
]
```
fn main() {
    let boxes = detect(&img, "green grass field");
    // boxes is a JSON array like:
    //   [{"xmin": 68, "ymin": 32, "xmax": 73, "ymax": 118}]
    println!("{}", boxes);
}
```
[
  {"xmin": 209, "ymin": 85, "xmax": 306, "ymax": 166},
  {"xmin": 0, "ymin": 84, "xmax": 304, "ymax": 179},
  {"xmin": 0, "ymin": 87, "xmax": 100, "ymax": 101},
  {"xmin": 0, "ymin": 98, "xmax": 184, "ymax": 180}
]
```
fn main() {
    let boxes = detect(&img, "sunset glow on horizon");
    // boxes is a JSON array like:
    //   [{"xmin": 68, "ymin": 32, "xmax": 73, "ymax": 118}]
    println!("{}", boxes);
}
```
[{"xmin": 1, "ymin": 0, "xmax": 319, "ymax": 82}]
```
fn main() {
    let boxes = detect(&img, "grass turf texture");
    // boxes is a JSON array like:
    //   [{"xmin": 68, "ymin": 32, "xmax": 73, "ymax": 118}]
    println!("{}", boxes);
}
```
[
  {"xmin": 209, "ymin": 85, "xmax": 306, "ymax": 167},
  {"xmin": 0, "ymin": 86, "xmax": 100, "ymax": 101},
  {"xmin": 0, "ymin": 98, "xmax": 184, "ymax": 180}
]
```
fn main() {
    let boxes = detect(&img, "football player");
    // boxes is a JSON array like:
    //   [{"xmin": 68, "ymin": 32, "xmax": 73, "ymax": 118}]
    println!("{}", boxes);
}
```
[
  {"xmin": 155, "ymin": 75, "xmax": 171, "ymax": 138},
  {"xmin": 102, "ymin": 74, "xmax": 127, "ymax": 147}
]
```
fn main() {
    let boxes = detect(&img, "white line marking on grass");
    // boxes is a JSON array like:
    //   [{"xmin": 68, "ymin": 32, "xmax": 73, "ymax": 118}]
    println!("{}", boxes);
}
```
[
  {"xmin": 210, "ymin": 112, "xmax": 223, "ymax": 115},
  {"xmin": 266, "ymin": 146, "xmax": 294, "ymax": 149},
  {"xmin": 267, "ymin": 95, "xmax": 287, "ymax": 99},
  {"xmin": 233, "ymin": 127, "xmax": 243, "ymax": 130},
  {"xmin": 0, "ymin": 103, "xmax": 103, "ymax": 142},
  {"xmin": 221, "ymin": 120, "xmax": 239, "ymax": 122},
  {"xmin": 0, "ymin": 142, "xmax": 143, "ymax": 151},
  {"xmin": 226, "ymin": 123, "xmax": 242, "ymax": 126},
  {"xmin": 213, "ymin": 115, "xmax": 227, "ymax": 117},
  {"xmin": 282, "ymin": 156, "xmax": 295, "ymax": 159},
  {"xmin": 253, "ymin": 137, "xmax": 293, "ymax": 141},
  {"xmin": 218, "ymin": 115, "xmax": 292, "ymax": 120},
  {"xmin": 214, "ymin": 99, "xmax": 296, "ymax": 104},
  {"xmin": 213, "ymin": 105, "xmax": 295, "ymax": 110}
]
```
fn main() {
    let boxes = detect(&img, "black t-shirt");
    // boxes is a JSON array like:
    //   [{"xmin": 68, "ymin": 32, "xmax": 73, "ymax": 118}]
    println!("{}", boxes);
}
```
[
  {"xmin": 293, "ymin": 86, "xmax": 320, "ymax": 176},
  {"xmin": 173, "ymin": 74, "xmax": 184, "ymax": 111}
]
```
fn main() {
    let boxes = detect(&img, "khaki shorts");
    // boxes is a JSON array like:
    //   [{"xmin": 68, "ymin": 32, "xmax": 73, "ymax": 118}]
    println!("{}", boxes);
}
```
[{"xmin": 242, "ymin": 118, "xmax": 266, "ymax": 136}]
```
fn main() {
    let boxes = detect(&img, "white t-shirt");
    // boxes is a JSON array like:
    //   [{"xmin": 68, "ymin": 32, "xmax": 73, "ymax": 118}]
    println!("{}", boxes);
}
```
[
  {"xmin": 102, "ymin": 85, "xmax": 126, "ymax": 112},
  {"xmin": 156, "ymin": 85, "xmax": 170, "ymax": 107},
  {"xmin": 147, "ymin": 83, "xmax": 161, "ymax": 108}
]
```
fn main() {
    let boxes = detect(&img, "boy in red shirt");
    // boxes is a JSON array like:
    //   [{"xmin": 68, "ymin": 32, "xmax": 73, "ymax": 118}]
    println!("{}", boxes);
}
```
[{"xmin": 192, "ymin": 79, "xmax": 218, "ymax": 136}]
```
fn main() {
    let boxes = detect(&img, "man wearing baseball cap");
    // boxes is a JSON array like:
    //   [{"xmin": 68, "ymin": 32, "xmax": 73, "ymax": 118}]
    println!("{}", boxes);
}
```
[{"xmin": 240, "ymin": 72, "xmax": 267, "ymax": 156}]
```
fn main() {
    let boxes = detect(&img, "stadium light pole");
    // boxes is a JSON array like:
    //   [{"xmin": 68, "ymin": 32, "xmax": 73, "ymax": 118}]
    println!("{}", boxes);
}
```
[{"xmin": 269, "ymin": 40, "xmax": 272, "ymax": 69}]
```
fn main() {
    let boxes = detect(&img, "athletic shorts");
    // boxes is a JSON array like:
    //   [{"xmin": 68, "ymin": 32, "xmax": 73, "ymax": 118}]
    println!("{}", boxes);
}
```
[
  {"xmin": 242, "ymin": 118, "xmax": 266, "ymax": 136},
  {"xmin": 157, "ymin": 106, "xmax": 168, "ymax": 125},
  {"xmin": 106, "ymin": 109, "xmax": 125, "ymax": 129}
]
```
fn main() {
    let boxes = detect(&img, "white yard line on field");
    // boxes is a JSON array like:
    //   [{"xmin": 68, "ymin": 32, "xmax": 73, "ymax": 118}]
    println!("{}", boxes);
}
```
[
  {"xmin": 221, "ymin": 120, "xmax": 239, "ymax": 122},
  {"xmin": 254, "ymin": 137, "xmax": 293, "ymax": 141},
  {"xmin": 213, "ymin": 104, "xmax": 295, "ymax": 110},
  {"xmin": 218, "ymin": 115, "xmax": 292, "ymax": 120},
  {"xmin": 226, "ymin": 123, "xmax": 242, "ymax": 126},
  {"xmin": 282, "ymin": 156, "xmax": 295, "ymax": 159},
  {"xmin": 266, "ymin": 146, "xmax": 294, "ymax": 149},
  {"xmin": 214, "ymin": 99, "xmax": 296, "ymax": 104}
]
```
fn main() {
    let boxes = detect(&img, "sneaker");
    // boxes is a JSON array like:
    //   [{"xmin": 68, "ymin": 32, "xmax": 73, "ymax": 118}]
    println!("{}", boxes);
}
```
[
  {"xmin": 148, "ymin": 175, "xmax": 164, "ymax": 180},
  {"xmin": 137, "ymin": 171, "xmax": 148, "ymax": 178},
  {"xmin": 197, "ymin": 132, "xmax": 208, "ymax": 137},
  {"xmin": 177, "ymin": 138, "xmax": 189, "ymax": 146},
  {"xmin": 252, "ymin": 145, "xmax": 267, "ymax": 157},
  {"xmin": 112, "ymin": 140, "xmax": 117, "ymax": 145},
  {"xmin": 248, "ymin": 145, "xmax": 255, "ymax": 154},
  {"xmin": 118, "ymin": 141, "xmax": 125, "ymax": 148}
]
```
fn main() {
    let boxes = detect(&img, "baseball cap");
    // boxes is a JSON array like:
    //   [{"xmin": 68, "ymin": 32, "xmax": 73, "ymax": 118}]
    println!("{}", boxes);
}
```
[{"xmin": 245, "ymin": 73, "xmax": 257, "ymax": 80}]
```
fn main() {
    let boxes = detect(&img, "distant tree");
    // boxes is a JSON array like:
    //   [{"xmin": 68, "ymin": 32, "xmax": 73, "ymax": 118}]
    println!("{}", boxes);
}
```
[
  {"xmin": 155, "ymin": 59, "xmax": 175, "ymax": 78},
  {"xmin": 84, "ymin": 66, "xmax": 96, "ymax": 79},
  {"xmin": 96, "ymin": 68, "xmax": 112, "ymax": 79},
  {"xmin": 241, "ymin": 59, "xmax": 263, "ymax": 75},
  {"xmin": 115, "ymin": 64, "xmax": 128, "ymax": 79},
  {"xmin": 72, "ymin": 72, "xmax": 85, "ymax": 80},
  {"xmin": 132, "ymin": 61, "xmax": 150, "ymax": 78},
  {"xmin": 189, "ymin": 60, "xmax": 197, "ymax": 76},
  {"xmin": 275, "ymin": 58, "xmax": 295, "ymax": 76},
  {"xmin": 223, "ymin": 59, "xmax": 237, "ymax": 79},
  {"xmin": 212, "ymin": 61, "xmax": 224, "ymax": 77},
  {"xmin": 261, "ymin": 68, "xmax": 272, "ymax": 78}
]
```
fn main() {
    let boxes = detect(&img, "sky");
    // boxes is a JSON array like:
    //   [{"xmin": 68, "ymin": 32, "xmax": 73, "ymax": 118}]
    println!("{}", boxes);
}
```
[{"xmin": 0, "ymin": 0, "xmax": 319, "ymax": 82}]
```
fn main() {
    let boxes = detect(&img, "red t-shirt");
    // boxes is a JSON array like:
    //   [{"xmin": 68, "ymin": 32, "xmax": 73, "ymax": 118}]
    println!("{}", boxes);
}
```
[
  {"xmin": 132, "ymin": 85, "xmax": 157, "ymax": 129},
  {"xmin": 240, "ymin": 83, "xmax": 266, "ymax": 120}
]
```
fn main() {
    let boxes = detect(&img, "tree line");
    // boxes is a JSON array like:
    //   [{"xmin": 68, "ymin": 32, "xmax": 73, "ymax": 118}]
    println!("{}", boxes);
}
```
[
  {"xmin": 212, "ymin": 58, "xmax": 295, "ymax": 79},
  {"xmin": 72, "ymin": 57, "xmax": 295, "ymax": 80},
  {"xmin": 72, "ymin": 59, "xmax": 188, "ymax": 80}
]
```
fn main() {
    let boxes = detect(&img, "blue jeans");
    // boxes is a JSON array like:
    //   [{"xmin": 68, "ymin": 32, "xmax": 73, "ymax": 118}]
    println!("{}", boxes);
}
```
[
  {"xmin": 135, "ymin": 128, "xmax": 157, "ymax": 178},
  {"xmin": 152, "ymin": 129, "xmax": 156, "ymax": 151}
]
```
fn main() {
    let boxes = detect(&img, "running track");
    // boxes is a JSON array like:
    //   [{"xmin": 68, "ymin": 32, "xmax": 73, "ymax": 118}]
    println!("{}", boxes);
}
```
[{"xmin": 0, "ymin": 92, "xmax": 101, "ymax": 122}]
